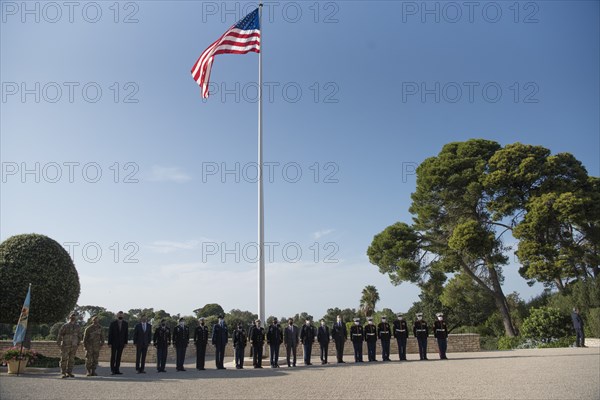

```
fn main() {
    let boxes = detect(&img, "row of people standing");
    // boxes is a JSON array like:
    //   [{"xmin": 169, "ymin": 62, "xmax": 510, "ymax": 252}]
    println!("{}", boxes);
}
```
[{"xmin": 60, "ymin": 311, "xmax": 449, "ymax": 378}]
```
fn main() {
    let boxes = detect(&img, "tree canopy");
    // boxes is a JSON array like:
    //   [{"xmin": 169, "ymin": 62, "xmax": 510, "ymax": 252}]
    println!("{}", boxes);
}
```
[
  {"xmin": 367, "ymin": 139, "xmax": 598, "ymax": 337},
  {"xmin": 0, "ymin": 234, "xmax": 80, "ymax": 324}
]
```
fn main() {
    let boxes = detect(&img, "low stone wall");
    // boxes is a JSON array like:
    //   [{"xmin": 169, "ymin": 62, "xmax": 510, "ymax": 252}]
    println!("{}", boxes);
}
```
[{"xmin": 0, "ymin": 334, "xmax": 479, "ymax": 363}]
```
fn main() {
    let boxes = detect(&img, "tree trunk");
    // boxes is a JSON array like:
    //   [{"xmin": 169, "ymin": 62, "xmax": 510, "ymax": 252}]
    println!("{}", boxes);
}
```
[
  {"xmin": 555, "ymin": 277, "xmax": 565, "ymax": 292},
  {"xmin": 488, "ymin": 266, "xmax": 517, "ymax": 337},
  {"xmin": 460, "ymin": 260, "xmax": 517, "ymax": 337}
]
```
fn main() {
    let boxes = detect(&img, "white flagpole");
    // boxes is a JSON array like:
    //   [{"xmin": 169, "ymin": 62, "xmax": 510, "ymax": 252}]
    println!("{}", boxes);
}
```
[{"xmin": 258, "ymin": 2, "xmax": 265, "ymax": 325}]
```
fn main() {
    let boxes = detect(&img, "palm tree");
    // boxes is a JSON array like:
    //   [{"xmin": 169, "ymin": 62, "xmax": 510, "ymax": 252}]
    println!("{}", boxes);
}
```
[{"xmin": 359, "ymin": 285, "xmax": 380, "ymax": 317}]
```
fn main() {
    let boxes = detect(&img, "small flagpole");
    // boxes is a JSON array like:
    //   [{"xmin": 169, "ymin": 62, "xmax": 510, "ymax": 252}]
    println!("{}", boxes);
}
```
[
  {"xmin": 16, "ymin": 283, "xmax": 31, "ymax": 377},
  {"xmin": 258, "ymin": 2, "xmax": 265, "ymax": 326}
]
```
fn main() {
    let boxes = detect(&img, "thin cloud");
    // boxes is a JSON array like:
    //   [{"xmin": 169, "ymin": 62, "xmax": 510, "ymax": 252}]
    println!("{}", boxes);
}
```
[
  {"xmin": 146, "ymin": 166, "xmax": 192, "ymax": 183},
  {"xmin": 312, "ymin": 229, "xmax": 334, "ymax": 240},
  {"xmin": 147, "ymin": 240, "xmax": 201, "ymax": 254}
]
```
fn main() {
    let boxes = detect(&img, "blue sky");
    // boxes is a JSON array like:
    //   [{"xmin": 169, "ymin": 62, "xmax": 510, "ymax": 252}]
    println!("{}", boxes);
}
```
[{"xmin": 1, "ymin": 1, "xmax": 598, "ymax": 320}]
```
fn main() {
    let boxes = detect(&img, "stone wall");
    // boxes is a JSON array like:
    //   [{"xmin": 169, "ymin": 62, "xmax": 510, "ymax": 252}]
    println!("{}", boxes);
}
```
[{"xmin": 1, "ymin": 334, "xmax": 479, "ymax": 363}]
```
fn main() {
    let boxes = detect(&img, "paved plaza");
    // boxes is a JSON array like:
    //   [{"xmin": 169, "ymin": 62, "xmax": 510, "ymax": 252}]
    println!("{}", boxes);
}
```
[{"xmin": 1, "ymin": 347, "xmax": 598, "ymax": 400}]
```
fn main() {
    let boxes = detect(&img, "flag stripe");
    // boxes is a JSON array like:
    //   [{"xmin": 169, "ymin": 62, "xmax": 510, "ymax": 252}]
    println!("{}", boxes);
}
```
[{"xmin": 190, "ymin": 8, "xmax": 260, "ymax": 99}]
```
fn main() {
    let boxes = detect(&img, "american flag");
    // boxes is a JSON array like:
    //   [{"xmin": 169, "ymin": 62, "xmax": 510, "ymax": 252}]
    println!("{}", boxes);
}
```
[{"xmin": 191, "ymin": 8, "xmax": 261, "ymax": 99}]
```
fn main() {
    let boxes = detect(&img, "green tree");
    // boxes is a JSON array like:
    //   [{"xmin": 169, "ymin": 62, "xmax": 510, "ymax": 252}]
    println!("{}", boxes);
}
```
[
  {"xmin": 0, "ymin": 234, "xmax": 80, "ymax": 324},
  {"xmin": 484, "ymin": 144, "xmax": 598, "ymax": 289},
  {"xmin": 359, "ymin": 285, "xmax": 380, "ymax": 317},
  {"xmin": 440, "ymin": 273, "xmax": 496, "ymax": 331},
  {"xmin": 320, "ymin": 307, "xmax": 357, "ymax": 326},
  {"xmin": 225, "ymin": 309, "xmax": 257, "ymax": 330},
  {"xmin": 194, "ymin": 303, "xmax": 225, "ymax": 318},
  {"xmin": 520, "ymin": 307, "xmax": 571, "ymax": 343}
]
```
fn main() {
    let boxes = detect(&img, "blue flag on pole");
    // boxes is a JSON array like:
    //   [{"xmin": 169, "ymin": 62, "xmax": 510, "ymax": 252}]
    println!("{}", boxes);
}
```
[{"xmin": 13, "ymin": 285, "xmax": 31, "ymax": 346}]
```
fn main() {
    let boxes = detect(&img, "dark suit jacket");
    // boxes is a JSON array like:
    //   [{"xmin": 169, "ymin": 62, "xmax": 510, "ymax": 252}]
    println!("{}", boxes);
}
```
[
  {"xmin": 571, "ymin": 312, "xmax": 584, "ymax": 330},
  {"xmin": 133, "ymin": 322, "xmax": 152, "ymax": 347},
  {"xmin": 331, "ymin": 322, "xmax": 347, "ymax": 342},
  {"xmin": 108, "ymin": 319, "xmax": 129, "ymax": 348},
  {"xmin": 212, "ymin": 322, "xmax": 228, "ymax": 346},
  {"xmin": 284, "ymin": 325, "xmax": 299, "ymax": 347},
  {"xmin": 317, "ymin": 325, "xmax": 330, "ymax": 344}
]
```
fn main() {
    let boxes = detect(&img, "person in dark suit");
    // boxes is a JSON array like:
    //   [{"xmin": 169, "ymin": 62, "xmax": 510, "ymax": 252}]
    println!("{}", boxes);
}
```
[
  {"xmin": 300, "ymin": 319, "xmax": 316, "ymax": 366},
  {"xmin": 266, "ymin": 318, "xmax": 283, "ymax": 368},
  {"xmin": 250, "ymin": 319, "xmax": 265, "ymax": 368},
  {"xmin": 107, "ymin": 311, "xmax": 128, "ymax": 375},
  {"xmin": 283, "ymin": 318, "xmax": 299, "ymax": 367},
  {"xmin": 331, "ymin": 315, "xmax": 347, "ymax": 363},
  {"xmin": 172, "ymin": 318, "xmax": 190, "ymax": 371},
  {"xmin": 133, "ymin": 315, "xmax": 152, "ymax": 373},
  {"xmin": 393, "ymin": 313, "xmax": 409, "ymax": 361},
  {"xmin": 571, "ymin": 308, "xmax": 586, "ymax": 347},
  {"xmin": 194, "ymin": 317, "xmax": 209, "ymax": 370},
  {"xmin": 233, "ymin": 323, "xmax": 247, "ymax": 369},
  {"xmin": 317, "ymin": 319, "xmax": 330, "ymax": 364},
  {"xmin": 212, "ymin": 315, "xmax": 228, "ymax": 369},
  {"xmin": 153, "ymin": 319, "xmax": 171, "ymax": 372}
]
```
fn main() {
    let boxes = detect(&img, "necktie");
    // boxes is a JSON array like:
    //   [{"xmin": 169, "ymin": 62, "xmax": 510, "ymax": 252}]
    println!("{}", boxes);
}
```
[{"xmin": 143, "ymin": 323, "xmax": 146, "ymax": 332}]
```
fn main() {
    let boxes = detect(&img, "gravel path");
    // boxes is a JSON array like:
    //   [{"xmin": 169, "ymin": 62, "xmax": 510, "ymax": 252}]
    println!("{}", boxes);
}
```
[{"xmin": 1, "ymin": 347, "xmax": 598, "ymax": 400}]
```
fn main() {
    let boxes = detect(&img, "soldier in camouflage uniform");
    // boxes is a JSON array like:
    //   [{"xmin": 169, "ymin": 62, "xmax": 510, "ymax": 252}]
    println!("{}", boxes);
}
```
[
  {"xmin": 83, "ymin": 315, "xmax": 104, "ymax": 376},
  {"xmin": 57, "ymin": 313, "xmax": 82, "ymax": 378}
]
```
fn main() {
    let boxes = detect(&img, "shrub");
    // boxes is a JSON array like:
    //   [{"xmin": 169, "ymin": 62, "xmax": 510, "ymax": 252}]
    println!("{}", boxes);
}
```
[
  {"xmin": 585, "ymin": 308, "xmax": 600, "ymax": 338},
  {"xmin": 520, "ymin": 307, "xmax": 571, "ymax": 343},
  {"xmin": 497, "ymin": 335, "xmax": 524, "ymax": 350}
]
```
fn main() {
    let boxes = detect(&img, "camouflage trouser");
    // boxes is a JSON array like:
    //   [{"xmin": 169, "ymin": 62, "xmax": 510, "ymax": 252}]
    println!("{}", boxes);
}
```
[
  {"xmin": 85, "ymin": 347, "xmax": 100, "ymax": 370},
  {"xmin": 60, "ymin": 345, "xmax": 78, "ymax": 373}
]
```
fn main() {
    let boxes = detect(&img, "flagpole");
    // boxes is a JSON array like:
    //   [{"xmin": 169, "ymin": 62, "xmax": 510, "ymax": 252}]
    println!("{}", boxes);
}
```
[{"xmin": 258, "ymin": 2, "xmax": 265, "ymax": 326}]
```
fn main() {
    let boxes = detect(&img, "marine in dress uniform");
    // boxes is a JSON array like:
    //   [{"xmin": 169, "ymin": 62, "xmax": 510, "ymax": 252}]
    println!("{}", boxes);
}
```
[
  {"xmin": 413, "ymin": 313, "xmax": 429, "ymax": 360},
  {"xmin": 172, "ymin": 318, "xmax": 190, "ymax": 371},
  {"xmin": 364, "ymin": 317, "xmax": 378, "ymax": 362},
  {"xmin": 250, "ymin": 319, "xmax": 265, "ymax": 368},
  {"xmin": 331, "ymin": 315, "xmax": 347, "ymax": 363},
  {"xmin": 300, "ymin": 320, "xmax": 316, "ymax": 366},
  {"xmin": 284, "ymin": 318, "xmax": 299, "ymax": 367},
  {"xmin": 153, "ymin": 319, "xmax": 171, "ymax": 372},
  {"xmin": 194, "ymin": 317, "xmax": 209, "ymax": 370},
  {"xmin": 377, "ymin": 316, "xmax": 392, "ymax": 361},
  {"xmin": 433, "ymin": 312, "xmax": 448, "ymax": 359},
  {"xmin": 233, "ymin": 323, "xmax": 247, "ymax": 369},
  {"xmin": 350, "ymin": 318, "xmax": 364, "ymax": 363},
  {"xmin": 266, "ymin": 318, "xmax": 283, "ymax": 368},
  {"xmin": 317, "ymin": 319, "xmax": 330, "ymax": 364},
  {"xmin": 212, "ymin": 315, "xmax": 228, "ymax": 370},
  {"xmin": 57, "ymin": 313, "xmax": 81, "ymax": 378},
  {"xmin": 393, "ymin": 313, "xmax": 409, "ymax": 361},
  {"xmin": 83, "ymin": 315, "xmax": 103, "ymax": 376}
]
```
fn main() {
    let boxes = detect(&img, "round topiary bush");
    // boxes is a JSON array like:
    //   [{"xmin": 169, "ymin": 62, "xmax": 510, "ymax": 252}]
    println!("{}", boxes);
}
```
[
  {"xmin": 520, "ymin": 307, "xmax": 571, "ymax": 344},
  {"xmin": 0, "ymin": 234, "xmax": 80, "ymax": 324}
]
